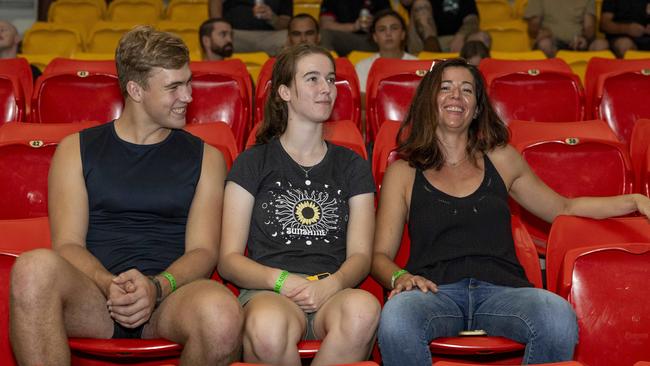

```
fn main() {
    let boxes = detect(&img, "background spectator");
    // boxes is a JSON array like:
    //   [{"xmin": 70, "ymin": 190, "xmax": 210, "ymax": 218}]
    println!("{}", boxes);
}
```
[
  {"xmin": 287, "ymin": 13, "xmax": 321, "ymax": 46},
  {"xmin": 199, "ymin": 18, "xmax": 234, "ymax": 61},
  {"xmin": 355, "ymin": 9, "xmax": 417, "ymax": 93},
  {"xmin": 600, "ymin": 0, "xmax": 650, "ymax": 58},
  {"xmin": 209, "ymin": 0, "xmax": 293, "ymax": 55},
  {"xmin": 319, "ymin": 0, "xmax": 391, "ymax": 56},
  {"xmin": 400, "ymin": 0, "xmax": 486, "ymax": 53},
  {"xmin": 460, "ymin": 40, "xmax": 490, "ymax": 65},
  {"xmin": 525, "ymin": 0, "xmax": 608, "ymax": 58}
]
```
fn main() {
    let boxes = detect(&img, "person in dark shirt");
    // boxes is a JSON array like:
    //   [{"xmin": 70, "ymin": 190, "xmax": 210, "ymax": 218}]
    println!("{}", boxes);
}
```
[
  {"xmin": 220, "ymin": 44, "xmax": 380, "ymax": 365},
  {"xmin": 287, "ymin": 13, "xmax": 321, "ymax": 47},
  {"xmin": 199, "ymin": 17, "xmax": 235, "ymax": 60},
  {"xmin": 10, "ymin": 26, "xmax": 243, "ymax": 366},
  {"xmin": 371, "ymin": 58, "xmax": 650, "ymax": 365},
  {"xmin": 600, "ymin": 0, "xmax": 650, "ymax": 58},
  {"xmin": 319, "ymin": 0, "xmax": 391, "ymax": 56},
  {"xmin": 400, "ymin": 0, "xmax": 488, "ymax": 53},
  {"xmin": 209, "ymin": 0, "xmax": 293, "ymax": 55},
  {"xmin": 0, "ymin": 20, "xmax": 41, "ymax": 83}
]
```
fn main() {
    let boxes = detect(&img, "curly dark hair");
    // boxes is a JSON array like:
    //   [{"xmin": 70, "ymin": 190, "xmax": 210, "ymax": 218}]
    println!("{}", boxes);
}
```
[{"xmin": 396, "ymin": 58, "xmax": 509, "ymax": 170}]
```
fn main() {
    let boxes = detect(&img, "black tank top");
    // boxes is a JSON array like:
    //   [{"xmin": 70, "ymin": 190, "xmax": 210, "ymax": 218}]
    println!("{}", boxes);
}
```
[
  {"xmin": 80, "ymin": 122, "xmax": 203, "ymax": 275},
  {"xmin": 407, "ymin": 154, "xmax": 531, "ymax": 287}
]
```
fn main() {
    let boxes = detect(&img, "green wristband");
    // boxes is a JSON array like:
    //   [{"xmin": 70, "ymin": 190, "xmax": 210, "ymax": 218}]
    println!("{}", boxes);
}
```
[
  {"xmin": 274, "ymin": 270, "xmax": 289, "ymax": 293},
  {"xmin": 391, "ymin": 269, "xmax": 409, "ymax": 289},
  {"xmin": 161, "ymin": 271, "xmax": 177, "ymax": 293}
]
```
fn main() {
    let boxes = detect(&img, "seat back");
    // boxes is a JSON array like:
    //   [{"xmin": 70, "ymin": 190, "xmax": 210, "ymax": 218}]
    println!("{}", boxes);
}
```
[
  {"xmin": 232, "ymin": 52, "xmax": 270, "ymax": 87},
  {"xmin": 482, "ymin": 20, "xmax": 531, "ymax": 52},
  {"xmin": 157, "ymin": 21, "xmax": 201, "ymax": 56},
  {"xmin": 0, "ymin": 75, "xmax": 22, "ymax": 123},
  {"xmin": 0, "ymin": 217, "xmax": 51, "ymax": 255},
  {"xmin": 555, "ymin": 50, "xmax": 615, "ymax": 85},
  {"xmin": 623, "ymin": 50, "xmax": 650, "ymax": 59},
  {"xmin": 183, "ymin": 123, "xmax": 239, "ymax": 169},
  {"xmin": 596, "ymin": 70, "xmax": 650, "ymax": 144},
  {"xmin": 86, "ymin": 21, "xmax": 138, "ymax": 54},
  {"xmin": 32, "ymin": 59, "xmax": 122, "ymax": 123},
  {"xmin": 0, "ymin": 57, "xmax": 34, "ymax": 114},
  {"xmin": 107, "ymin": 0, "xmax": 162, "ymax": 23},
  {"xmin": 165, "ymin": 0, "xmax": 208, "ymax": 23},
  {"xmin": 48, "ymin": 0, "xmax": 104, "ymax": 29},
  {"xmin": 490, "ymin": 50, "xmax": 545, "ymax": 60},
  {"xmin": 560, "ymin": 244, "xmax": 650, "ymax": 366},
  {"xmin": 476, "ymin": 0, "xmax": 514, "ymax": 27},
  {"xmin": 509, "ymin": 120, "xmax": 633, "ymax": 251},
  {"xmin": 188, "ymin": 59, "xmax": 252, "ymax": 150},
  {"xmin": 0, "ymin": 122, "xmax": 101, "ymax": 219},
  {"xmin": 22, "ymin": 22, "xmax": 85, "ymax": 57},
  {"xmin": 371, "ymin": 119, "xmax": 401, "ymax": 189},
  {"xmin": 480, "ymin": 58, "xmax": 584, "ymax": 123},
  {"xmin": 546, "ymin": 216, "xmax": 650, "ymax": 293},
  {"xmin": 630, "ymin": 118, "xmax": 650, "ymax": 192},
  {"xmin": 0, "ymin": 253, "xmax": 18, "ymax": 366},
  {"xmin": 366, "ymin": 58, "xmax": 437, "ymax": 142}
]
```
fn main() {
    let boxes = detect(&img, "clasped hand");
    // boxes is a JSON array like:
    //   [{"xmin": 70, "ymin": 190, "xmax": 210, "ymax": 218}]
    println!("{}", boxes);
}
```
[
  {"xmin": 106, "ymin": 269, "xmax": 156, "ymax": 328},
  {"xmin": 281, "ymin": 274, "xmax": 339, "ymax": 313}
]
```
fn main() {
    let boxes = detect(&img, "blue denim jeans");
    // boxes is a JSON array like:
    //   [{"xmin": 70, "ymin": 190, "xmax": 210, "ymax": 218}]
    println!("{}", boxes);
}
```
[{"xmin": 378, "ymin": 278, "xmax": 578, "ymax": 365}]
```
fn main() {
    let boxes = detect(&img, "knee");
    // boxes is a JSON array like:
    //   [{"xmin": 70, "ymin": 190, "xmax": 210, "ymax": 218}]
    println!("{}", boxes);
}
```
[
  {"xmin": 187, "ymin": 282, "xmax": 243, "ymax": 352},
  {"xmin": 378, "ymin": 293, "xmax": 419, "ymax": 341},
  {"xmin": 613, "ymin": 37, "xmax": 636, "ymax": 57},
  {"xmin": 535, "ymin": 37, "xmax": 556, "ymax": 57},
  {"xmin": 244, "ymin": 303, "xmax": 299, "ymax": 356},
  {"xmin": 335, "ymin": 290, "xmax": 380, "ymax": 342},
  {"xmin": 589, "ymin": 38, "xmax": 609, "ymax": 51},
  {"xmin": 11, "ymin": 249, "xmax": 61, "ymax": 302}
]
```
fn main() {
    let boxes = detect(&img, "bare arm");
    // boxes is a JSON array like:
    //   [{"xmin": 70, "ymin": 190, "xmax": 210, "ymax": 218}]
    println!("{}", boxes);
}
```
[
  {"xmin": 583, "ymin": 13, "xmax": 597, "ymax": 41},
  {"xmin": 320, "ymin": 14, "xmax": 360, "ymax": 32},
  {"xmin": 500, "ymin": 145, "xmax": 650, "ymax": 223},
  {"xmin": 600, "ymin": 11, "xmax": 646, "ymax": 37},
  {"xmin": 49, "ymin": 134, "xmax": 115, "ymax": 297},
  {"xmin": 526, "ymin": 15, "xmax": 547, "ymax": 39},
  {"xmin": 208, "ymin": 0, "xmax": 222, "ymax": 18}
]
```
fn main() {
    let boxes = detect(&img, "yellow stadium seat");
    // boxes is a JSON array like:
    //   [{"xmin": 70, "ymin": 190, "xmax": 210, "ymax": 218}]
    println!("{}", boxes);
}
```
[
  {"xmin": 294, "ymin": 3, "xmax": 320, "ymax": 19},
  {"xmin": 418, "ymin": 51, "xmax": 459, "ymax": 60},
  {"xmin": 490, "ymin": 50, "xmax": 546, "ymax": 60},
  {"xmin": 48, "ymin": 0, "xmax": 104, "ymax": 32},
  {"xmin": 107, "ymin": 0, "xmax": 162, "ymax": 24},
  {"xmin": 476, "ymin": 0, "xmax": 514, "ymax": 27},
  {"xmin": 22, "ymin": 22, "xmax": 85, "ymax": 57},
  {"xmin": 157, "ymin": 21, "xmax": 201, "ymax": 55},
  {"xmin": 17, "ymin": 54, "xmax": 58, "ymax": 71},
  {"xmin": 346, "ymin": 51, "xmax": 375, "ymax": 65},
  {"xmin": 72, "ymin": 52, "xmax": 115, "ymax": 60},
  {"xmin": 86, "ymin": 22, "xmax": 139, "ymax": 54},
  {"xmin": 513, "ymin": 0, "xmax": 527, "ymax": 18},
  {"xmin": 166, "ymin": 0, "xmax": 208, "ymax": 23},
  {"xmin": 230, "ymin": 52, "xmax": 269, "ymax": 83},
  {"xmin": 390, "ymin": 0, "xmax": 410, "ymax": 25},
  {"xmin": 624, "ymin": 50, "xmax": 650, "ymax": 59},
  {"xmin": 483, "ymin": 19, "xmax": 531, "ymax": 52},
  {"xmin": 595, "ymin": 0, "xmax": 603, "ymax": 39},
  {"xmin": 556, "ymin": 50, "xmax": 615, "ymax": 84}
]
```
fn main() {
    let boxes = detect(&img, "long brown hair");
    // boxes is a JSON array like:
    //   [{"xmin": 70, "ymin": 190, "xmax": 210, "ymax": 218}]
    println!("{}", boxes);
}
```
[
  {"xmin": 256, "ymin": 44, "xmax": 335, "ymax": 144},
  {"xmin": 396, "ymin": 58, "xmax": 509, "ymax": 170}
]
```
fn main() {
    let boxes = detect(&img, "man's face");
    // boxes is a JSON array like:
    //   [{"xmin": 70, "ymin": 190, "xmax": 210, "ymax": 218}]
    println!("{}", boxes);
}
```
[
  {"xmin": 207, "ymin": 22, "xmax": 233, "ymax": 59},
  {"xmin": 0, "ymin": 21, "xmax": 19, "ymax": 53},
  {"xmin": 288, "ymin": 17, "xmax": 319, "ymax": 46},
  {"xmin": 137, "ymin": 64, "xmax": 193, "ymax": 129}
]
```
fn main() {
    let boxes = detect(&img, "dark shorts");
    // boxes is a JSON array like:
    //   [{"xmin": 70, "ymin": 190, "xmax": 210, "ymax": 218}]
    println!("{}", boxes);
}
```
[
  {"xmin": 238, "ymin": 288, "xmax": 318, "ymax": 341},
  {"xmin": 112, "ymin": 322, "xmax": 145, "ymax": 339},
  {"xmin": 606, "ymin": 34, "xmax": 650, "ymax": 50}
]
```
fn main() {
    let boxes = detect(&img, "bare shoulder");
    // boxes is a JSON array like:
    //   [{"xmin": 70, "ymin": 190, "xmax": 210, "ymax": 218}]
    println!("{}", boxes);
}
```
[
  {"xmin": 486, "ymin": 145, "xmax": 526, "ymax": 188},
  {"xmin": 201, "ymin": 143, "xmax": 227, "ymax": 178},
  {"xmin": 384, "ymin": 159, "xmax": 415, "ymax": 186}
]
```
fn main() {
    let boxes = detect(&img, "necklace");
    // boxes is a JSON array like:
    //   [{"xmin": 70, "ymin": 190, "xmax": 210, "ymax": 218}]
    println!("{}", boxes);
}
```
[
  {"xmin": 444, "ymin": 154, "xmax": 468, "ymax": 167},
  {"xmin": 298, "ymin": 164, "xmax": 315, "ymax": 186}
]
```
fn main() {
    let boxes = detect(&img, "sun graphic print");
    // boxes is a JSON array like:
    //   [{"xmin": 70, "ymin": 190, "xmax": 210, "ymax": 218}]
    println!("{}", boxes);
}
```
[{"xmin": 273, "ymin": 188, "xmax": 341, "ymax": 246}]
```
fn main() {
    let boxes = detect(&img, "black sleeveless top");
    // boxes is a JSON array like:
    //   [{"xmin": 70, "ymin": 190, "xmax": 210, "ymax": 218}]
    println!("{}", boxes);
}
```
[
  {"xmin": 80, "ymin": 122, "xmax": 203, "ymax": 275},
  {"xmin": 407, "ymin": 154, "xmax": 531, "ymax": 287}
]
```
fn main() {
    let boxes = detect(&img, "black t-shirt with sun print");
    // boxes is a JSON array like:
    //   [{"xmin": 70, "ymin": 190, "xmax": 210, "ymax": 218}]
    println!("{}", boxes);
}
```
[{"xmin": 227, "ymin": 138, "xmax": 375, "ymax": 276}]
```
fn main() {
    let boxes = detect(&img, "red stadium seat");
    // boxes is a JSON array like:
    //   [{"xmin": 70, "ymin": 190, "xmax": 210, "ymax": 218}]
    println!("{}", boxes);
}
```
[
  {"xmin": 0, "ymin": 121, "xmax": 101, "ymax": 219},
  {"xmin": 189, "ymin": 59, "xmax": 253, "ymax": 151},
  {"xmin": 546, "ymin": 215, "xmax": 650, "ymax": 294},
  {"xmin": 630, "ymin": 119, "xmax": 650, "ymax": 193},
  {"xmin": 0, "ymin": 217, "xmax": 51, "ymax": 255},
  {"xmin": 509, "ymin": 120, "xmax": 633, "ymax": 252},
  {"xmin": 183, "ymin": 122, "xmax": 239, "ymax": 169},
  {"xmin": 644, "ymin": 148, "xmax": 650, "ymax": 197},
  {"xmin": 231, "ymin": 362, "xmax": 380, "ymax": 366},
  {"xmin": 366, "ymin": 58, "xmax": 437, "ymax": 143},
  {"xmin": 558, "ymin": 243, "xmax": 650, "ymax": 366},
  {"xmin": 371, "ymin": 119, "xmax": 401, "ymax": 189},
  {"xmin": 434, "ymin": 361, "xmax": 585, "ymax": 365},
  {"xmin": 0, "ymin": 58, "xmax": 33, "ymax": 122},
  {"xmin": 0, "ymin": 74, "xmax": 23, "ymax": 124},
  {"xmin": 584, "ymin": 57, "xmax": 650, "ymax": 120},
  {"xmin": 479, "ymin": 58, "xmax": 584, "ymax": 123},
  {"xmin": 245, "ymin": 119, "xmax": 367, "ymax": 159},
  {"xmin": 594, "ymin": 69, "xmax": 650, "ymax": 144},
  {"xmin": 255, "ymin": 57, "xmax": 362, "ymax": 129},
  {"xmin": 0, "ymin": 253, "xmax": 18, "ymax": 366},
  {"xmin": 31, "ymin": 58, "xmax": 122, "ymax": 123}
]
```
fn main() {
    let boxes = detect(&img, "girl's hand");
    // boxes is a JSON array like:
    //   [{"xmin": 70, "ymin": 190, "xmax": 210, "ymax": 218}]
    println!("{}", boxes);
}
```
[{"xmin": 388, "ymin": 273, "xmax": 438, "ymax": 300}]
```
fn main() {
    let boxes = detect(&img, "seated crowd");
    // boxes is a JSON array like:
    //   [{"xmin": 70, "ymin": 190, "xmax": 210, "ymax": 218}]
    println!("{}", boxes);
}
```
[{"xmin": 4, "ymin": 20, "xmax": 650, "ymax": 366}]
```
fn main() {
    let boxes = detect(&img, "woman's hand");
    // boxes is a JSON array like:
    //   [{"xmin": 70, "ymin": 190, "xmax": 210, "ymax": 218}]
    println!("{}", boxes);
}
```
[
  {"xmin": 635, "ymin": 194, "xmax": 650, "ymax": 219},
  {"xmin": 388, "ymin": 273, "xmax": 438, "ymax": 300},
  {"xmin": 285, "ymin": 277, "xmax": 341, "ymax": 313}
]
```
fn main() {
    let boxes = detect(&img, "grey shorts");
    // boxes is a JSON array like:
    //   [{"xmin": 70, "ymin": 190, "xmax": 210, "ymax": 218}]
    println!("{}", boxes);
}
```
[{"xmin": 238, "ymin": 288, "xmax": 318, "ymax": 341}]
